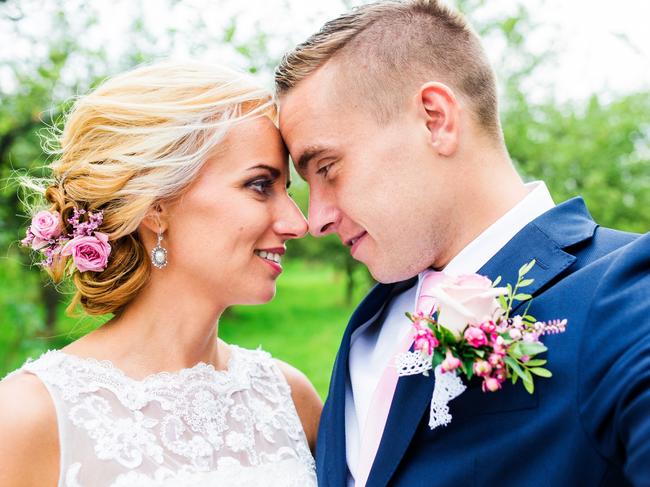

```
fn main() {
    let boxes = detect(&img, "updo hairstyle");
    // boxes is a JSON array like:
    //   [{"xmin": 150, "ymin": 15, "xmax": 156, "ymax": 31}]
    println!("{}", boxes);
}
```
[{"xmin": 24, "ymin": 61, "xmax": 276, "ymax": 315}]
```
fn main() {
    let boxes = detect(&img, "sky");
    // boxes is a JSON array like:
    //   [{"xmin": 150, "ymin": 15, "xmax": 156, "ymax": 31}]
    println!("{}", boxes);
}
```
[
  {"xmin": 507, "ymin": 0, "xmax": 650, "ymax": 101},
  {"xmin": 1, "ymin": 0, "xmax": 649, "ymax": 104}
]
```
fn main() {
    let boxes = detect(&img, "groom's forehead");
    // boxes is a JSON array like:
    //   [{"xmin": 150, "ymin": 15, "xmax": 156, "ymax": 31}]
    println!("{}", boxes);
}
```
[
  {"xmin": 280, "ymin": 98, "xmax": 346, "ymax": 153},
  {"xmin": 279, "ymin": 63, "xmax": 348, "ymax": 120}
]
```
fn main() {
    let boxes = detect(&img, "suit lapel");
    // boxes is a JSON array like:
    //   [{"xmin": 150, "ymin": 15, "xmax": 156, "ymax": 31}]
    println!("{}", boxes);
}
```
[
  {"xmin": 365, "ymin": 197, "xmax": 597, "ymax": 486},
  {"xmin": 321, "ymin": 281, "xmax": 398, "ymax": 487},
  {"xmin": 366, "ymin": 364, "xmax": 435, "ymax": 486},
  {"xmin": 479, "ymin": 197, "xmax": 597, "ymax": 313}
]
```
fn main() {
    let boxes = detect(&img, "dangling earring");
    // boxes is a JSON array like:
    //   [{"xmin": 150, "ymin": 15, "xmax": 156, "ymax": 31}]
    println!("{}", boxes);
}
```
[{"xmin": 151, "ymin": 229, "xmax": 168, "ymax": 269}]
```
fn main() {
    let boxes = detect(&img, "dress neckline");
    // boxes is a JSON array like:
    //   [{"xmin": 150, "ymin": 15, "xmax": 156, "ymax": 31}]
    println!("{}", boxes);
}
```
[{"xmin": 48, "ymin": 345, "xmax": 241, "ymax": 385}]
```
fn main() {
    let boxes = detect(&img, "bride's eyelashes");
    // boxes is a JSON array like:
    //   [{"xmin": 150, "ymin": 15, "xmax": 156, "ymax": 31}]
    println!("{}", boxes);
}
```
[
  {"xmin": 243, "ymin": 164, "xmax": 286, "ymax": 197},
  {"xmin": 246, "ymin": 176, "xmax": 276, "ymax": 196}
]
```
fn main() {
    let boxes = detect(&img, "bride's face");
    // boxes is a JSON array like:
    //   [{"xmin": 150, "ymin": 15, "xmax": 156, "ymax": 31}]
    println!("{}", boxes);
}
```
[{"xmin": 165, "ymin": 116, "xmax": 307, "ymax": 305}]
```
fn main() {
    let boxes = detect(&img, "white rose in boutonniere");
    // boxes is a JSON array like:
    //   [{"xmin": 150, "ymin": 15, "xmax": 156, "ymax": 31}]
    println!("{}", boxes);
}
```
[{"xmin": 429, "ymin": 274, "xmax": 508, "ymax": 339}]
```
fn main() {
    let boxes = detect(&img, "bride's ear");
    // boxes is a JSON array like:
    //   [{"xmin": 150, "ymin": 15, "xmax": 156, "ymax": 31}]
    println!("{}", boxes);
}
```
[{"xmin": 141, "ymin": 202, "xmax": 170, "ymax": 235}]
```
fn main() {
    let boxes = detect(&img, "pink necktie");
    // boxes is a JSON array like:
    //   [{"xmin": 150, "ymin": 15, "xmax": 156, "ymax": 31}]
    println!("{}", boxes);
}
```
[{"xmin": 354, "ymin": 270, "xmax": 443, "ymax": 487}]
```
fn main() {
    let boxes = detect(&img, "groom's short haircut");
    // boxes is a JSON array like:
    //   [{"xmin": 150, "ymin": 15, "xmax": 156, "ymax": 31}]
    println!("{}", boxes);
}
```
[{"xmin": 275, "ymin": 0, "xmax": 501, "ymax": 138}]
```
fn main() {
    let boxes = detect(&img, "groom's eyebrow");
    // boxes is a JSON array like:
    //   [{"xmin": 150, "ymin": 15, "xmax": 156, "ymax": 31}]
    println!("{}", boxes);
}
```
[{"xmin": 297, "ymin": 146, "xmax": 330, "ymax": 172}]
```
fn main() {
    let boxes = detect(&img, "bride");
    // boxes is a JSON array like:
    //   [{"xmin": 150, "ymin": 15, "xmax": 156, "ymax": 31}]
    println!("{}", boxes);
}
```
[{"xmin": 0, "ymin": 61, "xmax": 321, "ymax": 487}]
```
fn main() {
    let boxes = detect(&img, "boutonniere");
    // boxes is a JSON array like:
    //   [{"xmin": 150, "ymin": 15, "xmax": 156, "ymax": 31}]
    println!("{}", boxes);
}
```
[{"xmin": 396, "ymin": 260, "xmax": 567, "ymax": 429}]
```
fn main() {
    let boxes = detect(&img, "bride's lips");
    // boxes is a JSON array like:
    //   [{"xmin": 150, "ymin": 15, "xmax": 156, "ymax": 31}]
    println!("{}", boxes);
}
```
[
  {"xmin": 348, "ymin": 232, "xmax": 368, "ymax": 258},
  {"xmin": 254, "ymin": 247, "xmax": 285, "ymax": 275}
]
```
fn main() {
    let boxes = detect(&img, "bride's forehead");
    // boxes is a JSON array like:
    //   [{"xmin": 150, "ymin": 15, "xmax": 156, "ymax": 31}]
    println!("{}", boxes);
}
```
[{"xmin": 198, "ymin": 123, "xmax": 285, "ymax": 170}]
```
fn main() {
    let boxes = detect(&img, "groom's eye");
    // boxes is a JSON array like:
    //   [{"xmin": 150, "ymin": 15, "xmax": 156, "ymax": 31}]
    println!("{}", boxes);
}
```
[{"xmin": 316, "ymin": 161, "xmax": 335, "ymax": 178}]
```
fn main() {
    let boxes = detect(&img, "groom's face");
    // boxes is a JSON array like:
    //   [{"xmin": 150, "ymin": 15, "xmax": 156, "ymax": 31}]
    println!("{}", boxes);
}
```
[{"xmin": 279, "ymin": 63, "xmax": 450, "ymax": 283}]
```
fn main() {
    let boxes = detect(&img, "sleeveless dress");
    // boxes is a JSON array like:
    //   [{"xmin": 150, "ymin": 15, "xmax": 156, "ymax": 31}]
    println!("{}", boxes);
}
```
[{"xmin": 3, "ymin": 345, "xmax": 317, "ymax": 487}]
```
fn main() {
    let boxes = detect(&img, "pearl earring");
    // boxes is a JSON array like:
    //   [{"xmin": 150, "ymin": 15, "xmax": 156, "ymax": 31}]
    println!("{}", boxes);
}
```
[{"xmin": 151, "ymin": 229, "xmax": 168, "ymax": 268}]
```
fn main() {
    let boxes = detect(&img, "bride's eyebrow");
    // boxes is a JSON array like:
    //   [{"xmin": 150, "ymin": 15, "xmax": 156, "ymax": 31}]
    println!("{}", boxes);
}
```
[
  {"xmin": 246, "ymin": 163, "xmax": 292, "ymax": 188},
  {"xmin": 246, "ymin": 164, "xmax": 281, "ymax": 178}
]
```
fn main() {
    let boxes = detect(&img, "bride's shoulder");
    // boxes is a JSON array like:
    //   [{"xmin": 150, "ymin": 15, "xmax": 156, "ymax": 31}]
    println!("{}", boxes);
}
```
[
  {"xmin": 271, "ymin": 359, "xmax": 320, "ymax": 403},
  {"xmin": 0, "ymin": 369, "xmax": 59, "ymax": 486},
  {"xmin": 228, "ymin": 344, "xmax": 319, "ymax": 401},
  {"xmin": 272, "ymin": 359, "xmax": 323, "ymax": 454},
  {"xmin": 0, "ymin": 369, "xmax": 55, "ymax": 427},
  {"xmin": 226, "ymin": 343, "xmax": 322, "ymax": 452},
  {"xmin": 1, "ymin": 352, "xmax": 60, "ymax": 416}
]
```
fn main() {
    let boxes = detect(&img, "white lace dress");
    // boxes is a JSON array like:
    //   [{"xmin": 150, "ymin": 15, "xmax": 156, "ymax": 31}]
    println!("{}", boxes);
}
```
[{"xmin": 3, "ymin": 345, "xmax": 317, "ymax": 487}]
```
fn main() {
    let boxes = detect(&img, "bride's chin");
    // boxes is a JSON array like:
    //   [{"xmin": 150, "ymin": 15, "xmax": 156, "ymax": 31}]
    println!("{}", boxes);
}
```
[
  {"xmin": 258, "ymin": 286, "xmax": 277, "ymax": 303},
  {"xmin": 238, "ymin": 286, "xmax": 277, "ymax": 306}
]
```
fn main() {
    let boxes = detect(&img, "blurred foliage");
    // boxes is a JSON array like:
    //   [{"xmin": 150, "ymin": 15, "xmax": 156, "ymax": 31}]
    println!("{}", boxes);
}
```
[{"xmin": 0, "ymin": 0, "xmax": 648, "ymax": 376}]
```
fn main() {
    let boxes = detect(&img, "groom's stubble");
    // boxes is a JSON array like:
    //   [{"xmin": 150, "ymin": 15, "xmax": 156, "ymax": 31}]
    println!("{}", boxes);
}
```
[
  {"xmin": 276, "ymin": 0, "xmax": 528, "ymax": 282},
  {"xmin": 278, "ymin": 61, "xmax": 463, "ymax": 283}
]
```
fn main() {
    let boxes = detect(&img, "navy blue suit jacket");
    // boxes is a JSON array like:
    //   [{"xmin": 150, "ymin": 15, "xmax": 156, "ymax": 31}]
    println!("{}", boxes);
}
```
[{"xmin": 316, "ymin": 198, "xmax": 650, "ymax": 486}]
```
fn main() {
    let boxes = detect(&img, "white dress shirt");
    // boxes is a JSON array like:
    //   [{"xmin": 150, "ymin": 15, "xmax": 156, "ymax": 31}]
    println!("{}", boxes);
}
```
[{"xmin": 345, "ymin": 181, "xmax": 555, "ymax": 485}]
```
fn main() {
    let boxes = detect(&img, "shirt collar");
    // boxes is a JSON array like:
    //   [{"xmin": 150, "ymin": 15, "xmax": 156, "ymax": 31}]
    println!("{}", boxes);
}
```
[{"xmin": 416, "ymin": 180, "xmax": 554, "ymax": 289}]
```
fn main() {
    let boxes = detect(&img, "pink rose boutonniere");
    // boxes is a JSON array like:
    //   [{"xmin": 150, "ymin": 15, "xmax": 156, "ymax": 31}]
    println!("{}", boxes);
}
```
[{"xmin": 396, "ymin": 260, "xmax": 567, "ymax": 430}]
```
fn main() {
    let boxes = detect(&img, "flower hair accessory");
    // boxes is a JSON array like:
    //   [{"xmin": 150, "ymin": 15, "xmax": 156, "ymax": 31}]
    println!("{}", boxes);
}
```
[
  {"xmin": 22, "ymin": 208, "xmax": 111, "ymax": 273},
  {"xmin": 395, "ymin": 260, "xmax": 567, "ymax": 430}
]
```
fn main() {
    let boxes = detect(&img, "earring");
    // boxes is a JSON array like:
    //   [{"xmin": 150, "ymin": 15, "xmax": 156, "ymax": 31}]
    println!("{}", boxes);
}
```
[{"xmin": 151, "ymin": 229, "xmax": 168, "ymax": 269}]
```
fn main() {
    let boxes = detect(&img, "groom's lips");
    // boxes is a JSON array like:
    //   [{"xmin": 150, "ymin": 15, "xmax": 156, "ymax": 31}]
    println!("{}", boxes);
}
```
[{"xmin": 347, "ymin": 231, "xmax": 368, "ymax": 258}]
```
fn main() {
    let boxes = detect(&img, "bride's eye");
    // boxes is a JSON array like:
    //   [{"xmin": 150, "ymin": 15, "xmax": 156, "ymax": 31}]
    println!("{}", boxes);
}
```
[{"xmin": 247, "ymin": 177, "xmax": 274, "ymax": 195}]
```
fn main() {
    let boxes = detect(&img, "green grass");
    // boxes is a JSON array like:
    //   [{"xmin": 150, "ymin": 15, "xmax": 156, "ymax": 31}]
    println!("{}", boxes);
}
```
[
  {"xmin": 0, "ymin": 259, "xmax": 372, "ymax": 398},
  {"xmin": 220, "ymin": 261, "xmax": 370, "ymax": 397}
]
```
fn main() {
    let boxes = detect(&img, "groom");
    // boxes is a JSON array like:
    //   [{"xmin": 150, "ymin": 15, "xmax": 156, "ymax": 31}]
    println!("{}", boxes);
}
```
[{"xmin": 276, "ymin": 1, "xmax": 650, "ymax": 486}]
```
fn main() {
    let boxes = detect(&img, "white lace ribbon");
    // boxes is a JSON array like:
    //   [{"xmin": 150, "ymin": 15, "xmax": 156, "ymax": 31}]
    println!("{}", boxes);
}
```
[
  {"xmin": 427, "ymin": 365, "xmax": 466, "ymax": 429},
  {"xmin": 395, "ymin": 353, "xmax": 467, "ymax": 430},
  {"xmin": 395, "ymin": 350, "xmax": 433, "ymax": 376}
]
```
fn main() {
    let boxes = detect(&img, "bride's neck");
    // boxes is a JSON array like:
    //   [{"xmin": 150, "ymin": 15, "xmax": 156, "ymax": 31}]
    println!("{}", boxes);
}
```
[{"xmin": 66, "ymin": 275, "xmax": 228, "ymax": 378}]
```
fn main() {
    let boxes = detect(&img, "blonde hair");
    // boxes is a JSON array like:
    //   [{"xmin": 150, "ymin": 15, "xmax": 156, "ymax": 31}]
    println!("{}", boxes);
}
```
[
  {"xmin": 275, "ymin": 0, "xmax": 500, "ymax": 137},
  {"xmin": 24, "ymin": 61, "xmax": 276, "ymax": 315}
]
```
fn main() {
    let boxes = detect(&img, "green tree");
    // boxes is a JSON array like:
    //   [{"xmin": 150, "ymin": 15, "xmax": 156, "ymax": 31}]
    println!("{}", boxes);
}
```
[
  {"xmin": 0, "ymin": 0, "xmax": 300, "ymax": 361},
  {"xmin": 0, "ymin": 0, "xmax": 647, "ymax": 377},
  {"xmin": 457, "ymin": 0, "xmax": 649, "ymax": 232}
]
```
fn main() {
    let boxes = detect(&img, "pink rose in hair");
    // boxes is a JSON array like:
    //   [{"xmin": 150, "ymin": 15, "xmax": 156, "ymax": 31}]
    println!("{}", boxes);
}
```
[
  {"xmin": 61, "ymin": 232, "xmax": 111, "ymax": 272},
  {"xmin": 30, "ymin": 210, "xmax": 62, "ymax": 249}
]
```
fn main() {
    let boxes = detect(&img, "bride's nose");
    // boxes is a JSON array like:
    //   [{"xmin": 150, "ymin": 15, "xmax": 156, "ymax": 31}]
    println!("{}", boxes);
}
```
[{"xmin": 273, "ymin": 195, "xmax": 308, "ymax": 239}]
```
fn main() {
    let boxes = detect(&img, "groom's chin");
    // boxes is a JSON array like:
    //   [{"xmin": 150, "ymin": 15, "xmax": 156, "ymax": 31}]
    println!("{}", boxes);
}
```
[
  {"xmin": 364, "ymin": 254, "xmax": 431, "ymax": 284},
  {"xmin": 367, "ymin": 266, "xmax": 417, "ymax": 285}
]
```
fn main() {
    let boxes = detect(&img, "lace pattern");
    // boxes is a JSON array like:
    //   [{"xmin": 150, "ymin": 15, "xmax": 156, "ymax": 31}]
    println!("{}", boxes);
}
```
[
  {"xmin": 7, "ymin": 346, "xmax": 316, "ymax": 487},
  {"xmin": 428, "ymin": 365, "xmax": 466, "ymax": 429},
  {"xmin": 395, "ymin": 350, "xmax": 433, "ymax": 376}
]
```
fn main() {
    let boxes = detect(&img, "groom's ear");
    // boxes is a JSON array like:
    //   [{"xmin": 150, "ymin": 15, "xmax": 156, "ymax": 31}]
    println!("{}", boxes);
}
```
[{"xmin": 417, "ymin": 82, "xmax": 460, "ymax": 157}]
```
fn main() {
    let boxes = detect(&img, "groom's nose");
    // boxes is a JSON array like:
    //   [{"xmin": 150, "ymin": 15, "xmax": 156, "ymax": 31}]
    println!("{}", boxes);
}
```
[{"xmin": 308, "ymin": 186, "xmax": 339, "ymax": 237}]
